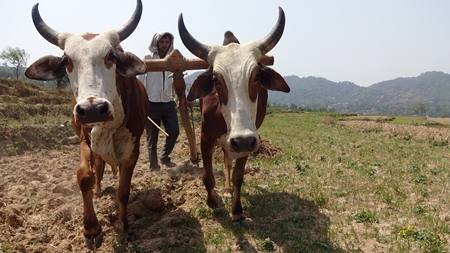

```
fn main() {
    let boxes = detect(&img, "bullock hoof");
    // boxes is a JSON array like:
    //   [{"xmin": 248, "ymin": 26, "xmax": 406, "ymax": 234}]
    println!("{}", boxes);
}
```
[
  {"xmin": 206, "ymin": 198, "xmax": 219, "ymax": 209},
  {"xmin": 206, "ymin": 191, "xmax": 219, "ymax": 208},
  {"xmin": 85, "ymin": 230, "xmax": 104, "ymax": 250},
  {"xmin": 93, "ymin": 190, "xmax": 102, "ymax": 199},
  {"xmin": 232, "ymin": 217, "xmax": 252, "ymax": 229},
  {"xmin": 190, "ymin": 155, "xmax": 201, "ymax": 164}
]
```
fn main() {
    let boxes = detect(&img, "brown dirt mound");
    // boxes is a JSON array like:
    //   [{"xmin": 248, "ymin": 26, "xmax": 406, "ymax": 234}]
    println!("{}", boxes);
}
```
[{"xmin": 252, "ymin": 139, "xmax": 283, "ymax": 158}]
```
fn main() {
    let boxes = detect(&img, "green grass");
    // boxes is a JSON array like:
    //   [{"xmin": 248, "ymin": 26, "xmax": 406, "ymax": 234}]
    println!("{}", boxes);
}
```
[
  {"xmin": 241, "ymin": 112, "xmax": 450, "ymax": 252},
  {"xmin": 391, "ymin": 116, "xmax": 429, "ymax": 125}
]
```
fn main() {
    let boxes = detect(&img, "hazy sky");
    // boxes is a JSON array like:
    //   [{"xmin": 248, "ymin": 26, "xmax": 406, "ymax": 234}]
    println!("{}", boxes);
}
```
[{"xmin": 1, "ymin": 0, "xmax": 449, "ymax": 87}]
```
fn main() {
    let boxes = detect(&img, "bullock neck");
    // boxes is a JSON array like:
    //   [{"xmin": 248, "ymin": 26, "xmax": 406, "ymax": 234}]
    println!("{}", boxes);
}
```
[{"xmin": 115, "ymin": 74, "xmax": 131, "ymax": 129}]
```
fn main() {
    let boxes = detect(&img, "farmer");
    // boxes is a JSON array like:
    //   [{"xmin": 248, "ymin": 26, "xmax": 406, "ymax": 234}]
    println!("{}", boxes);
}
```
[{"xmin": 138, "ymin": 31, "xmax": 179, "ymax": 171}]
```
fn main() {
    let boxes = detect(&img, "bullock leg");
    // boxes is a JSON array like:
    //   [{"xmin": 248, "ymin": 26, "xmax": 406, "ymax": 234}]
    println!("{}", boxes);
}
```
[
  {"xmin": 93, "ymin": 154, "xmax": 105, "ymax": 198},
  {"xmin": 115, "ymin": 150, "xmax": 138, "ymax": 233},
  {"xmin": 77, "ymin": 141, "xmax": 103, "ymax": 250},
  {"xmin": 223, "ymin": 149, "xmax": 233, "ymax": 201},
  {"xmin": 201, "ymin": 140, "xmax": 218, "ymax": 208},
  {"xmin": 231, "ymin": 156, "xmax": 248, "ymax": 224}
]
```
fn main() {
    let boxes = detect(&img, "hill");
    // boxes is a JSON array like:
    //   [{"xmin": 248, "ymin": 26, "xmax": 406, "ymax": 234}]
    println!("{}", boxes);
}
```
[
  {"xmin": 269, "ymin": 71, "xmax": 450, "ymax": 116},
  {"xmin": 0, "ymin": 78, "xmax": 74, "ymax": 156},
  {"xmin": 184, "ymin": 70, "xmax": 450, "ymax": 116}
]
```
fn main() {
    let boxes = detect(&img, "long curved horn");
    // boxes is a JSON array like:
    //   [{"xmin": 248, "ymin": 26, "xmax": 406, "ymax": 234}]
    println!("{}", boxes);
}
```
[
  {"xmin": 178, "ymin": 13, "xmax": 210, "ymax": 61},
  {"xmin": 257, "ymin": 6, "xmax": 286, "ymax": 55},
  {"xmin": 31, "ymin": 3, "xmax": 60, "ymax": 47},
  {"xmin": 117, "ymin": 0, "xmax": 143, "ymax": 42}
]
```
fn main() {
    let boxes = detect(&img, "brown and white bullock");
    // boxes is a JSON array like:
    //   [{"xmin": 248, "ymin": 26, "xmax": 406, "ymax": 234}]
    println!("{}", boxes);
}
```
[
  {"xmin": 25, "ymin": 0, "xmax": 148, "ymax": 249},
  {"xmin": 179, "ymin": 7, "xmax": 290, "ymax": 225}
]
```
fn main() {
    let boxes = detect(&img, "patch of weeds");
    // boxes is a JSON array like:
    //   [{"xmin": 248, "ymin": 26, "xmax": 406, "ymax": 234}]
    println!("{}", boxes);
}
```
[
  {"xmin": 261, "ymin": 238, "xmax": 275, "ymax": 252},
  {"xmin": 274, "ymin": 158, "xmax": 283, "ymax": 165},
  {"xmin": 346, "ymin": 160, "xmax": 359, "ymax": 170},
  {"xmin": 397, "ymin": 226, "xmax": 448, "ymax": 253},
  {"xmin": 6, "ymin": 145, "xmax": 19, "ymax": 155},
  {"xmin": 209, "ymin": 233, "xmax": 225, "ymax": 245},
  {"xmin": 196, "ymin": 207, "xmax": 213, "ymax": 219},
  {"xmin": 412, "ymin": 175, "xmax": 428, "ymax": 184},
  {"xmin": 113, "ymin": 233, "xmax": 144, "ymax": 253},
  {"xmin": 413, "ymin": 205, "xmax": 426, "ymax": 215},
  {"xmin": 354, "ymin": 210, "xmax": 379, "ymax": 223},
  {"xmin": 295, "ymin": 162, "xmax": 309, "ymax": 175},
  {"xmin": 125, "ymin": 243, "xmax": 145, "ymax": 253},
  {"xmin": 409, "ymin": 161, "xmax": 422, "ymax": 174},
  {"xmin": 421, "ymin": 189, "xmax": 429, "ymax": 198},
  {"xmin": 332, "ymin": 191, "xmax": 346, "ymax": 198},
  {"xmin": 365, "ymin": 168, "xmax": 376, "ymax": 178},
  {"xmin": 211, "ymin": 207, "xmax": 228, "ymax": 218},
  {"xmin": 312, "ymin": 191, "xmax": 329, "ymax": 208},
  {"xmin": 375, "ymin": 187, "xmax": 393, "ymax": 205}
]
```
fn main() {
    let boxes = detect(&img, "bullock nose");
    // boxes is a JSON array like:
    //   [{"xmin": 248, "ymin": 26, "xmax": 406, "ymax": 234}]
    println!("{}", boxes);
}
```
[
  {"xmin": 230, "ymin": 136, "xmax": 258, "ymax": 153},
  {"xmin": 75, "ymin": 101, "xmax": 112, "ymax": 124}
]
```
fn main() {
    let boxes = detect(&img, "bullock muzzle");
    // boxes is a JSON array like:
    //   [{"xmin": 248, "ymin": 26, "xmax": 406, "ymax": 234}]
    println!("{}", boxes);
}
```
[
  {"xmin": 229, "ymin": 135, "xmax": 259, "ymax": 153},
  {"xmin": 74, "ymin": 98, "xmax": 113, "ymax": 125}
]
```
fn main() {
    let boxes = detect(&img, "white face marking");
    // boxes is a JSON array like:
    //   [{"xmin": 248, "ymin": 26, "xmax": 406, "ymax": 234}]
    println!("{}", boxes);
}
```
[
  {"xmin": 62, "ymin": 31, "xmax": 133, "ymax": 165},
  {"xmin": 209, "ymin": 42, "xmax": 263, "ymax": 151},
  {"xmin": 64, "ymin": 31, "xmax": 124, "ymax": 128}
]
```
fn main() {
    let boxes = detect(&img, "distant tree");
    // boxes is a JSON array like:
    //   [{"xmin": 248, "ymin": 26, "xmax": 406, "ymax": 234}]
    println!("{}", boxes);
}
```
[
  {"xmin": 0, "ymin": 66, "xmax": 14, "ymax": 78},
  {"xmin": 0, "ymin": 47, "xmax": 29, "ymax": 79},
  {"xmin": 411, "ymin": 103, "xmax": 428, "ymax": 117},
  {"xmin": 56, "ymin": 74, "xmax": 70, "ymax": 89}
]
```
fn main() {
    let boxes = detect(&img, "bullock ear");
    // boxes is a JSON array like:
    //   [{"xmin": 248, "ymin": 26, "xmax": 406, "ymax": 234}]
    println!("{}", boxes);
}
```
[
  {"xmin": 223, "ymin": 31, "xmax": 240, "ymax": 45},
  {"xmin": 25, "ymin": 55, "xmax": 67, "ymax": 81},
  {"xmin": 258, "ymin": 66, "xmax": 290, "ymax": 93},
  {"xmin": 115, "ymin": 51, "xmax": 147, "ymax": 76},
  {"xmin": 187, "ymin": 68, "xmax": 214, "ymax": 101}
]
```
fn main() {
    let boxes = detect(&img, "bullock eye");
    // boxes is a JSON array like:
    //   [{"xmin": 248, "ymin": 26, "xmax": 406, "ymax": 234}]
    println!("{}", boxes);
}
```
[
  {"xmin": 212, "ymin": 77, "xmax": 221, "ymax": 85},
  {"xmin": 107, "ymin": 53, "xmax": 117, "ymax": 62},
  {"xmin": 60, "ymin": 57, "xmax": 68, "ymax": 66},
  {"xmin": 253, "ymin": 76, "xmax": 259, "ymax": 83}
]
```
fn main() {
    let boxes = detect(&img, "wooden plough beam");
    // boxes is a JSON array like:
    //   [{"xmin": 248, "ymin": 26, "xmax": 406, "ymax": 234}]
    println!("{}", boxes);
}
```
[{"xmin": 144, "ymin": 49, "xmax": 274, "ymax": 164}]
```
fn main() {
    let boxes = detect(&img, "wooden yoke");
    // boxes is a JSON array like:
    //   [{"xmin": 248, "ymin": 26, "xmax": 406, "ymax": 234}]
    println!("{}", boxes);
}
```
[
  {"xmin": 144, "ymin": 49, "xmax": 274, "ymax": 72},
  {"xmin": 144, "ymin": 49, "xmax": 274, "ymax": 164}
]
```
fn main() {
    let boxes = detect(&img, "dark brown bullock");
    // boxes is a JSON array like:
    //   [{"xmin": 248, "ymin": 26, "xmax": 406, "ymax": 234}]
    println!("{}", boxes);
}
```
[
  {"xmin": 25, "ymin": 0, "xmax": 148, "ymax": 249},
  {"xmin": 179, "ymin": 7, "xmax": 290, "ymax": 225}
]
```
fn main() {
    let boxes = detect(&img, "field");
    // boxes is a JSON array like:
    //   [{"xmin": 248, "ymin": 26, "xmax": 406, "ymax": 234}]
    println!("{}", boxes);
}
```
[{"xmin": 1, "ymin": 79, "xmax": 450, "ymax": 252}]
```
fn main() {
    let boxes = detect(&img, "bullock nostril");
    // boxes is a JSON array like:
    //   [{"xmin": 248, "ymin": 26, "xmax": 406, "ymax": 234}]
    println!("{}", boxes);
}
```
[
  {"xmin": 230, "ymin": 138, "xmax": 239, "ymax": 152},
  {"xmin": 99, "ymin": 102, "xmax": 109, "ymax": 116},
  {"xmin": 230, "ymin": 136, "xmax": 258, "ymax": 152},
  {"xmin": 76, "ymin": 105, "xmax": 87, "ymax": 118},
  {"xmin": 75, "ymin": 101, "xmax": 112, "ymax": 124},
  {"xmin": 249, "ymin": 137, "xmax": 257, "ymax": 149}
]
